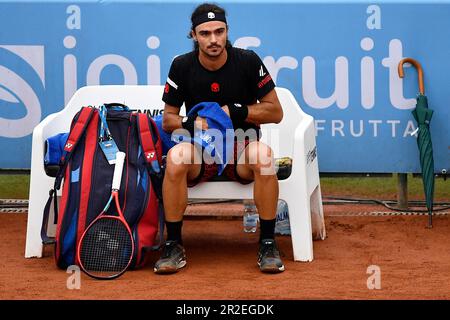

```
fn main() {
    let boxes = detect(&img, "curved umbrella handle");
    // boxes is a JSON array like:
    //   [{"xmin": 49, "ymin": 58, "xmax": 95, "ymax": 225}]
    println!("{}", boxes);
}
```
[{"xmin": 398, "ymin": 58, "xmax": 425, "ymax": 95}]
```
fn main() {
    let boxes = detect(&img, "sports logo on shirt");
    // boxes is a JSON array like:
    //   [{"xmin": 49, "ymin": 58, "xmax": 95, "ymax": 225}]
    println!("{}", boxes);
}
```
[
  {"xmin": 258, "ymin": 74, "xmax": 272, "ymax": 89},
  {"xmin": 211, "ymin": 82, "xmax": 220, "ymax": 92},
  {"xmin": 259, "ymin": 65, "xmax": 266, "ymax": 77},
  {"xmin": 164, "ymin": 83, "xmax": 169, "ymax": 93}
]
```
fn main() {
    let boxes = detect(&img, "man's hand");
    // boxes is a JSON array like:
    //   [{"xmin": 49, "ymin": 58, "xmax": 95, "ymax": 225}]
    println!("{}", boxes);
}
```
[
  {"xmin": 221, "ymin": 105, "xmax": 230, "ymax": 117},
  {"xmin": 195, "ymin": 116, "xmax": 208, "ymax": 130}
]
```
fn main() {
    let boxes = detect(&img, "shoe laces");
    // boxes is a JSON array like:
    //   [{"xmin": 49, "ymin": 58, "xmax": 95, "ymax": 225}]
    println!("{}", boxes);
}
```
[
  {"xmin": 260, "ymin": 239, "xmax": 279, "ymax": 258},
  {"xmin": 161, "ymin": 241, "xmax": 180, "ymax": 258}
]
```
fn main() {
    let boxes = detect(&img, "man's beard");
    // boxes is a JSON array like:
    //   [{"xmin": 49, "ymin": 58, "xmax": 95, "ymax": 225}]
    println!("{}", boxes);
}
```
[{"xmin": 202, "ymin": 44, "xmax": 225, "ymax": 58}]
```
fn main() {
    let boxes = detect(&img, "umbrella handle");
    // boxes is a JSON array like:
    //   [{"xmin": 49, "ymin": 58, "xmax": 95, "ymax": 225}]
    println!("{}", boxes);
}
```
[{"xmin": 398, "ymin": 58, "xmax": 425, "ymax": 95}]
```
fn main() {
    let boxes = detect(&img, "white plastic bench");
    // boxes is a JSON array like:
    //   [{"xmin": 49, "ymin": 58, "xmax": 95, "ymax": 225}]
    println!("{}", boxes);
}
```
[{"xmin": 25, "ymin": 85, "xmax": 326, "ymax": 262}]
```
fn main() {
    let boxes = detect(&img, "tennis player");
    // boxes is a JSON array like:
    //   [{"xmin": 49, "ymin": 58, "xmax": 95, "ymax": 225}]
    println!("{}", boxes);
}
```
[{"xmin": 155, "ymin": 2, "xmax": 285, "ymax": 274}]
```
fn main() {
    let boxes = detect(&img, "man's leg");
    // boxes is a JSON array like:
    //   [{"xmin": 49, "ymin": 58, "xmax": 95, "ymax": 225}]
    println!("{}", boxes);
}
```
[
  {"xmin": 236, "ymin": 141, "xmax": 278, "ymax": 221},
  {"xmin": 236, "ymin": 141, "xmax": 285, "ymax": 273},
  {"xmin": 163, "ymin": 142, "xmax": 202, "ymax": 222},
  {"xmin": 154, "ymin": 142, "xmax": 201, "ymax": 274}
]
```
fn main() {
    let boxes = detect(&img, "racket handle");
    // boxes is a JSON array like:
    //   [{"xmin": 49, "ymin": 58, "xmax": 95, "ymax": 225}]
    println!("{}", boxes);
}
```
[{"xmin": 112, "ymin": 151, "xmax": 126, "ymax": 191}]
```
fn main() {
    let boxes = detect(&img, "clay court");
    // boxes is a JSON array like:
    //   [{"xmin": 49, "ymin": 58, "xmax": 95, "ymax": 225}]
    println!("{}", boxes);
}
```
[{"xmin": 1, "ymin": 202, "xmax": 450, "ymax": 300}]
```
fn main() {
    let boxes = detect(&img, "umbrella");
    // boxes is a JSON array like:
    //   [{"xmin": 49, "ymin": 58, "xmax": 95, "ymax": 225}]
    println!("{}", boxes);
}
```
[{"xmin": 398, "ymin": 58, "xmax": 435, "ymax": 228}]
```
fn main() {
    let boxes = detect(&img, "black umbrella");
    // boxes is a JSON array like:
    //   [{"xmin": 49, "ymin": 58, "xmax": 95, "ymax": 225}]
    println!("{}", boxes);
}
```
[{"xmin": 398, "ymin": 58, "xmax": 435, "ymax": 228}]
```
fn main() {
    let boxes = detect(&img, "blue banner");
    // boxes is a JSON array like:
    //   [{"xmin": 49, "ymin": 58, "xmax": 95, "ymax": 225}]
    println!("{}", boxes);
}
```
[{"xmin": 0, "ymin": 0, "xmax": 449, "ymax": 173}]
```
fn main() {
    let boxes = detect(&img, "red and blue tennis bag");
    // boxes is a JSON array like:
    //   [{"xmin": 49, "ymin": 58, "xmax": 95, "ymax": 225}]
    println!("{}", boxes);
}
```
[{"xmin": 41, "ymin": 103, "xmax": 164, "ymax": 270}]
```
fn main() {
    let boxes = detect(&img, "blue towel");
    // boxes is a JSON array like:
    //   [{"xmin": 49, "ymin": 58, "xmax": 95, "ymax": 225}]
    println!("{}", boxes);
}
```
[
  {"xmin": 44, "ymin": 132, "xmax": 69, "ymax": 165},
  {"xmin": 188, "ymin": 102, "xmax": 234, "ymax": 175},
  {"xmin": 155, "ymin": 102, "xmax": 234, "ymax": 175}
]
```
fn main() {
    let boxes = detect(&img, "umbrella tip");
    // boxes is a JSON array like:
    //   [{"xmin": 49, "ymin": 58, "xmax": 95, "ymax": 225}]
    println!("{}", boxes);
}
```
[{"xmin": 427, "ymin": 215, "xmax": 433, "ymax": 229}]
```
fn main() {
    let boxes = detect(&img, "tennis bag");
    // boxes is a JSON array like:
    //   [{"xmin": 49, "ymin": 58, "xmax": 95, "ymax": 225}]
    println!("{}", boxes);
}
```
[{"xmin": 41, "ymin": 103, "xmax": 164, "ymax": 270}]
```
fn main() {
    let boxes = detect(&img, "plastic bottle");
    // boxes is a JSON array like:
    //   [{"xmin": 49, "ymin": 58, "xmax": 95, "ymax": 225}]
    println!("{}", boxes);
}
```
[
  {"xmin": 243, "ymin": 200, "xmax": 259, "ymax": 233},
  {"xmin": 275, "ymin": 199, "xmax": 291, "ymax": 235}
]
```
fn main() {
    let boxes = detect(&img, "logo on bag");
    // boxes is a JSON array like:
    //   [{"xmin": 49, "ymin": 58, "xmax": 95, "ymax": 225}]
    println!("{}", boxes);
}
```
[
  {"xmin": 65, "ymin": 142, "xmax": 73, "ymax": 150},
  {"xmin": 146, "ymin": 152, "xmax": 155, "ymax": 160},
  {"xmin": 0, "ymin": 45, "xmax": 45, "ymax": 138}
]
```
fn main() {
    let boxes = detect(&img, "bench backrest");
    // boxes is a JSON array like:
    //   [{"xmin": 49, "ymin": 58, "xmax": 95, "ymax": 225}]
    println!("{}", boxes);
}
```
[{"xmin": 44, "ymin": 85, "xmax": 309, "ymax": 158}]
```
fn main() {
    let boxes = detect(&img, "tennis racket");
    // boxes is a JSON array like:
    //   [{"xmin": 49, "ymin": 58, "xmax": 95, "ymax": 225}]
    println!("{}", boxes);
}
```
[{"xmin": 77, "ymin": 151, "xmax": 134, "ymax": 280}]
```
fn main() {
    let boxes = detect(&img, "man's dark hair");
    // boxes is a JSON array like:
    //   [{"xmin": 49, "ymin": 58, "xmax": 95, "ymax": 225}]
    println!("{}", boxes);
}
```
[{"xmin": 188, "ymin": 3, "xmax": 232, "ymax": 50}]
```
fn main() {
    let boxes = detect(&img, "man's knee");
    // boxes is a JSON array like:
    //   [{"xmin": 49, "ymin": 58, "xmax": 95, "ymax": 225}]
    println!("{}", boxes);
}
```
[
  {"xmin": 165, "ymin": 143, "xmax": 202, "ymax": 179},
  {"xmin": 166, "ymin": 143, "xmax": 194, "ymax": 175},
  {"xmin": 246, "ymin": 142, "xmax": 276, "ymax": 176}
]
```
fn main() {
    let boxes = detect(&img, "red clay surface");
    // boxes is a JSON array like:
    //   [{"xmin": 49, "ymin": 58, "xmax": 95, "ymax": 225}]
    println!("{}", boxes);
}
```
[{"xmin": 1, "ymin": 203, "xmax": 450, "ymax": 300}]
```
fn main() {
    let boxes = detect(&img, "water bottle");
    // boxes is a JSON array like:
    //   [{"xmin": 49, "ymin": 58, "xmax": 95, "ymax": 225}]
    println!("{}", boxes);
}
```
[
  {"xmin": 243, "ymin": 200, "xmax": 259, "ymax": 233},
  {"xmin": 275, "ymin": 199, "xmax": 291, "ymax": 235}
]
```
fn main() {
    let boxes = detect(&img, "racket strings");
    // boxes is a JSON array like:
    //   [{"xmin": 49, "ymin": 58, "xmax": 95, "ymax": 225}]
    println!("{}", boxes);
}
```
[{"xmin": 79, "ymin": 218, "xmax": 133, "ymax": 278}]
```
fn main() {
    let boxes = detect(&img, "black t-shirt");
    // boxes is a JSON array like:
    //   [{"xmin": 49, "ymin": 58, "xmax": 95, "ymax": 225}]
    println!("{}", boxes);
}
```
[{"xmin": 162, "ymin": 46, "xmax": 275, "ymax": 133}]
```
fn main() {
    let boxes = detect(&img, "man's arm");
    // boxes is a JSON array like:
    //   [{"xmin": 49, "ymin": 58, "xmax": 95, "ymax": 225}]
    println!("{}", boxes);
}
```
[
  {"xmin": 162, "ymin": 104, "xmax": 208, "ymax": 133},
  {"xmin": 247, "ymin": 89, "xmax": 283, "ymax": 125},
  {"xmin": 162, "ymin": 104, "xmax": 184, "ymax": 133},
  {"xmin": 222, "ymin": 89, "xmax": 283, "ymax": 126}
]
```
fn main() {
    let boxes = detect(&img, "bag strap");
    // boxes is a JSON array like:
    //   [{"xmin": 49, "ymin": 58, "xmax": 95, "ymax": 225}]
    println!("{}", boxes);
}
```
[
  {"xmin": 151, "ymin": 201, "xmax": 165, "ymax": 251},
  {"xmin": 136, "ymin": 113, "xmax": 161, "ymax": 175},
  {"xmin": 98, "ymin": 105, "xmax": 112, "ymax": 141},
  {"xmin": 40, "ymin": 189, "xmax": 57, "ymax": 244},
  {"xmin": 41, "ymin": 106, "xmax": 96, "ymax": 244},
  {"xmin": 135, "ymin": 113, "xmax": 164, "ymax": 201},
  {"xmin": 55, "ymin": 106, "xmax": 96, "ymax": 189},
  {"xmin": 136, "ymin": 113, "xmax": 165, "ymax": 249}
]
